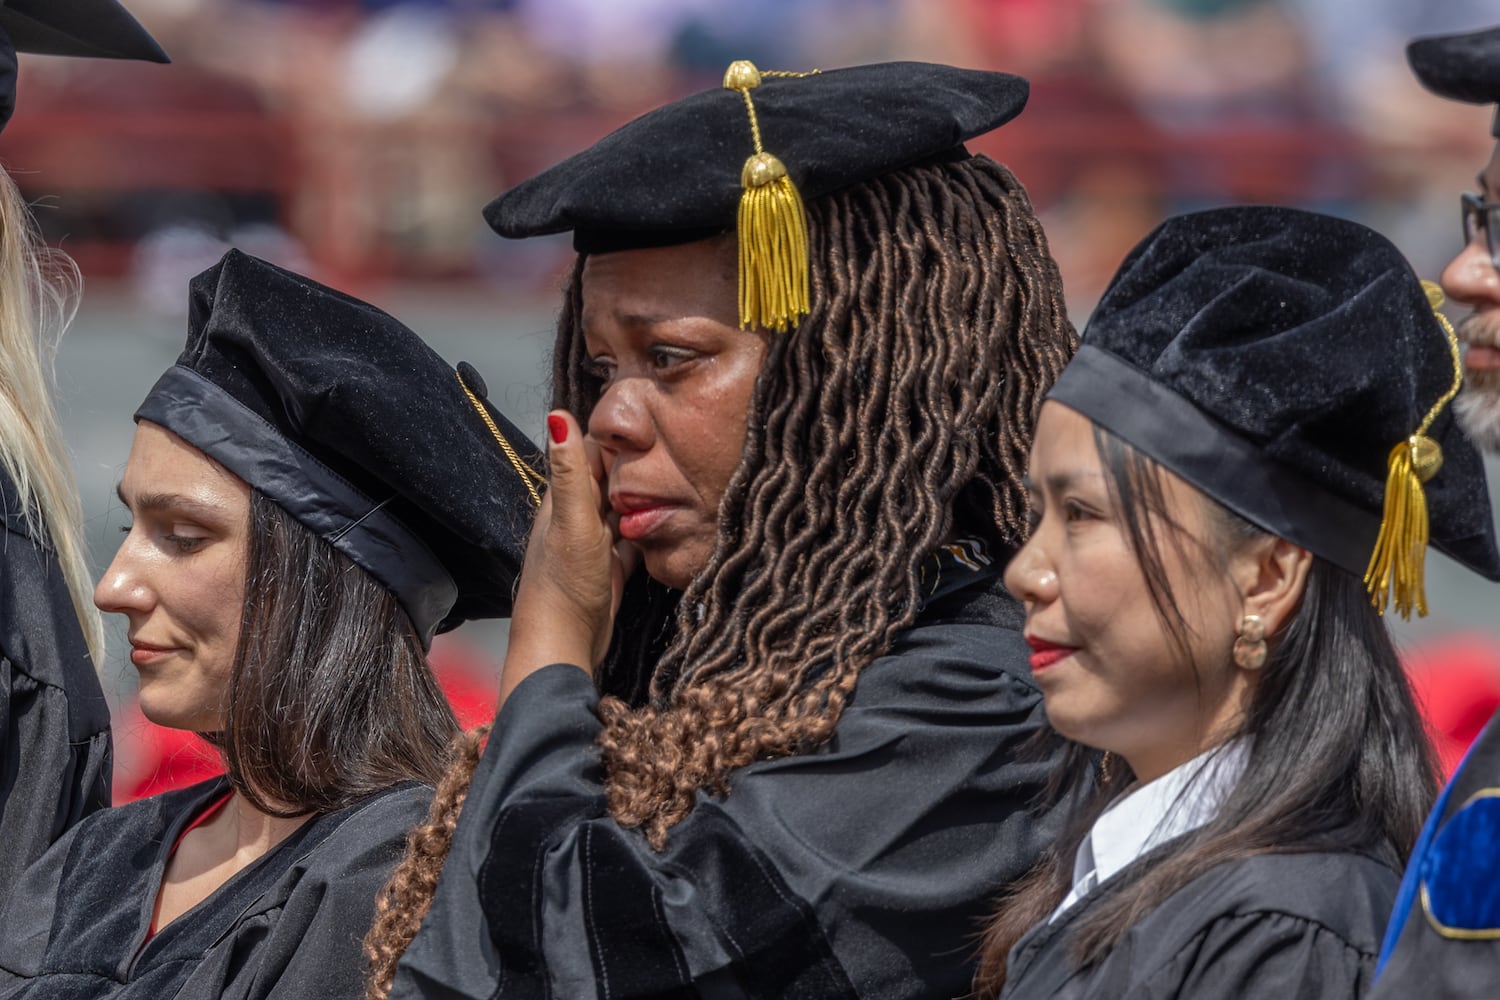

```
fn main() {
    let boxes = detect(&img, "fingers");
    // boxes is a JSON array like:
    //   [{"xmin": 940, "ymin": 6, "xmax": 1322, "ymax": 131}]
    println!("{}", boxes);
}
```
[{"xmin": 544, "ymin": 410, "xmax": 603, "ymax": 535}]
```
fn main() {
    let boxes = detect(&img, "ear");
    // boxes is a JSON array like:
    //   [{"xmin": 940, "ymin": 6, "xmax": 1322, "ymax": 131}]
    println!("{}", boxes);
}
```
[{"xmin": 1236, "ymin": 535, "xmax": 1313, "ymax": 637}]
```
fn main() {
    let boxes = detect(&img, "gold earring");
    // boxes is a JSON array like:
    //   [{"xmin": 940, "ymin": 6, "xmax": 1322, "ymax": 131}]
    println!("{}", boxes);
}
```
[{"xmin": 1233, "ymin": 613, "xmax": 1267, "ymax": 670}]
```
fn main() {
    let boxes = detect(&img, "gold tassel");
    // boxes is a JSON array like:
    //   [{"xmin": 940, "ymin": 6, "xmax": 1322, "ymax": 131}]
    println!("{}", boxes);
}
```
[
  {"xmin": 723, "ymin": 60, "xmax": 814, "ymax": 332},
  {"xmin": 1364, "ymin": 435, "xmax": 1440, "ymax": 618},
  {"xmin": 1363, "ymin": 280, "xmax": 1462, "ymax": 619},
  {"xmin": 737, "ymin": 153, "xmax": 808, "ymax": 332}
]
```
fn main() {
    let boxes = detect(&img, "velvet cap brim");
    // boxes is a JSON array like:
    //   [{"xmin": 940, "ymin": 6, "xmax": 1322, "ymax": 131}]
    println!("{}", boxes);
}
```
[
  {"xmin": 1407, "ymin": 25, "xmax": 1500, "ymax": 137},
  {"xmin": 1050, "ymin": 205, "xmax": 1500, "ymax": 583},
  {"xmin": 137, "ymin": 249, "xmax": 543, "ymax": 647},
  {"xmin": 484, "ymin": 61, "xmax": 1028, "ymax": 251},
  {"xmin": 1, "ymin": 0, "xmax": 167, "ymax": 62}
]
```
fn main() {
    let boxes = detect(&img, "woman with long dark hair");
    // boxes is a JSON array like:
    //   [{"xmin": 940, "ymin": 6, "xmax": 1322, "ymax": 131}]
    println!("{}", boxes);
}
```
[
  {"xmin": 367, "ymin": 61, "xmax": 1077, "ymax": 999},
  {"xmin": 0, "ymin": 250, "xmax": 540, "ymax": 999},
  {"xmin": 976, "ymin": 206, "xmax": 1500, "ymax": 999}
]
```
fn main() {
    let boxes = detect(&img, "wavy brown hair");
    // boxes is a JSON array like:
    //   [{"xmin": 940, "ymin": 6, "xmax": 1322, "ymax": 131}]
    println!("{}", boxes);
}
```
[
  {"xmin": 583, "ymin": 155, "xmax": 1074, "ymax": 846},
  {"xmin": 363, "ymin": 153, "xmax": 1075, "ymax": 997}
]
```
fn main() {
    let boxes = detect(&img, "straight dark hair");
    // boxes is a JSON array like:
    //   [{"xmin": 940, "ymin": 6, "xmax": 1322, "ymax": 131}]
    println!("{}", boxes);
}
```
[
  {"xmin": 973, "ymin": 426, "xmax": 1439, "ymax": 996},
  {"xmin": 211, "ymin": 490, "xmax": 460, "ymax": 816}
]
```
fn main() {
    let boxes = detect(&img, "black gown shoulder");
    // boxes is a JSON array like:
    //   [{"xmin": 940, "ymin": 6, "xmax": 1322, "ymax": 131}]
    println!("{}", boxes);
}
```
[
  {"xmin": 394, "ymin": 562, "xmax": 1066, "ymax": 1000},
  {"xmin": 0, "ymin": 467, "xmax": 110, "ymax": 915},
  {"xmin": 1001, "ymin": 849, "xmax": 1401, "ymax": 1000},
  {"xmin": 1371, "ymin": 709, "xmax": 1500, "ymax": 1000},
  {"xmin": 0, "ymin": 775, "xmax": 433, "ymax": 999}
]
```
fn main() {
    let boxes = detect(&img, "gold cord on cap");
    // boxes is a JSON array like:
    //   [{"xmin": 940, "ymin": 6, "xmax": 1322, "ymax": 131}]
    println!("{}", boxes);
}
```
[
  {"xmin": 455, "ymin": 370, "xmax": 546, "ymax": 507},
  {"xmin": 1363, "ymin": 280, "xmax": 1463, "ymax": 619},
  {"xmin": 722, "ymin": 60, "xmax": 818, "ymax": 332}
]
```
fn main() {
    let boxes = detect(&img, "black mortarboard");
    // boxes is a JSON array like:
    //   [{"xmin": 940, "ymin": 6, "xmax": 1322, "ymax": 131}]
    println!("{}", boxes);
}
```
[
  {"xmin": 485, "ymin": 60, "xmax": 1029, "ymax": 331},
  {"xmin": 134, "ymin": 250, "xmax": 545, "ymax": 647},
  {"xmin": 1407, "ymin": 24, "xmax": 1500, "ymax": 136},
  {"xmin": 0, "ymin": 0, "xmax": 168, "ymax": 132},
  {"xmin": 1048, "ymin": 206, "xmax": 1500, "ymax": 618}
]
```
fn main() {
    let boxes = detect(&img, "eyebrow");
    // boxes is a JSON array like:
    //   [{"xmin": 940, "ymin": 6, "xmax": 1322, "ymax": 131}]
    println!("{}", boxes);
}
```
[
  {"xmin": 115, "ymin": 484, "xmax": 232, "ymax": 519},
  {"xmin": 1022, "ymin": 468, "xmax": 1106, "ymax": 494},
  {"xmin": 588, "ymin": 307, "xmax": 683, "ymax": 334}
]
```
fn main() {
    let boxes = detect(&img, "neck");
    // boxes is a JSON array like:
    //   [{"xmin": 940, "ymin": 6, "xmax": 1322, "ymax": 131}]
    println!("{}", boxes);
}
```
[{"xmin": 223, "ymin": 788, "xmax": 312, "ymax": 858}]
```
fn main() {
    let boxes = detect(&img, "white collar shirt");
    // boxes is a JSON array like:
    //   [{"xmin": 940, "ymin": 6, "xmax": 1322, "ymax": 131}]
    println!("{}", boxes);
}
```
[{"xmin": 1049, "ymin": 740, "xmax": 1250, "ymax": 923}]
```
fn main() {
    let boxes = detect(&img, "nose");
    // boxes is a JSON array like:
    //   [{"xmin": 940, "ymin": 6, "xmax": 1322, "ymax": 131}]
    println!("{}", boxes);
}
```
[
  {"xmin": 1003, "ymin": 537, "xmax": 1059, "ymax": 608},
  {"xmin": 1440, "ymin": 239, "xmax": 1500, "ymax": 313},
  {"xmin": 93, "ymin": 533, "xmax": 153, "ymax": 618},
  {"xmin": 587, "ymin": 377, "xmax": 655, "ymax": 454}
]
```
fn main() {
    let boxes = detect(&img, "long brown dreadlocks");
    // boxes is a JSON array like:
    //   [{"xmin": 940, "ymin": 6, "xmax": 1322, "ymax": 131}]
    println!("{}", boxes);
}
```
[{"xmin": 364, "ymin": 154, "xmax": 1074, "ymax": 997}]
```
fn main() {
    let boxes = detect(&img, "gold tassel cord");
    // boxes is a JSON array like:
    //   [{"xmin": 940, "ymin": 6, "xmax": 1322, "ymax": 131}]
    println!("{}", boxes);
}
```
[
  {"xmin": 722, "ymin": 61, "xmax": 818, "ymax": 332},
  {"xmin": 1363, "ymin": 280, "xmax": 1463, "ymax": 618},
  {"xmin": 455, "ymin": 371, "xmax": 546, "ymax": 507}
]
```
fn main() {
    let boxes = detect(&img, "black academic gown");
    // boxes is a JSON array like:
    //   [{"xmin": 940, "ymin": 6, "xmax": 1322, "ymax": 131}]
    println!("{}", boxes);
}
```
[
  {"xmin": 393, "ymin": 561, "xmax": 1062, "ymax": 1000},
  {"xmin": 1000, "ymin": 849, "xmax": 1401, "ymax": 1000},
  {"xmin": 1370, "ymin": 710, "xmax": 1500, "ymax": 1000},
  {"xmin": 0, "ymin": 468, "xmax": 110, "ymax": 915},
  {"xmin": 0, "ymin": 775, "xmax": 432, "ymax": 999}
]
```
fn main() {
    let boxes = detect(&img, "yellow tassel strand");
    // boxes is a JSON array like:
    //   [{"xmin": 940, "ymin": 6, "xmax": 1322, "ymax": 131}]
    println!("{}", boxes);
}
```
[
  {"xmin": 723, "ymin": 60, "xmax": 818, "ymax": 332},
  {"xmin": 1363, "ymin": 280, "xmax": 1463, "ymax": 618}
]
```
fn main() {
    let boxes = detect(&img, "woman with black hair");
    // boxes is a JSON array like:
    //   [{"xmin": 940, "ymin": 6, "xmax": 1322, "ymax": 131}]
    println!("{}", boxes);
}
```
[
  {"xmin": 976, "ymin": 206, "xmax": 1500, "ymax": 999},
  {"xmin": 0, "ymin": 250, "xmax": 541, "ymax": 1000},
  {"xmin": 367, "ymin": 61, "xmax": 1077, "ymax": 1000}
]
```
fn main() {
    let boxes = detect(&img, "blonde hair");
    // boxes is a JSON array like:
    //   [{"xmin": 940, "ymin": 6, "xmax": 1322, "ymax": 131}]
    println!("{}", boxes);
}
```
[{"xmin": 0, "ymin": 168, "xmax": 103, "ymax": 665}]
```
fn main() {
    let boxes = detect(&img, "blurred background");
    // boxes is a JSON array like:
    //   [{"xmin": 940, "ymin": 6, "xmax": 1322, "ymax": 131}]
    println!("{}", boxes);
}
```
[{"xmin": 9, "ymin": 0, "xmax": 1500, "ymax": 795}]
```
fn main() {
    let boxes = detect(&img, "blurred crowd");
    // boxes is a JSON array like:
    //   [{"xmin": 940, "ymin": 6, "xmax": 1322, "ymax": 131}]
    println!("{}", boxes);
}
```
[{"xmin": 0, "ymin": 0, "xmax": 1498, "ymax": 314}]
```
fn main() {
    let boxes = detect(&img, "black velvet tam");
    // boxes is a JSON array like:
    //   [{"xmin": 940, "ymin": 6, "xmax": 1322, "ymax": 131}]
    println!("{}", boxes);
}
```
[
  {"xmin": 1049, "ymin": 205, "xmax": 1500, "ymax": 583},
  {"xmin": 485, "ymin": 61, "xmax": 1028, "ymax": 251},
  {"xmin": 0, "ymin": 0, "xmax": 167, "ymax": 61},
  {"xmin": 1408, "ymin": 25, "xmax": 1500, "ymax": 136},
  {"xmin": 0, "ymin": 0, "xmax": 167, "ymax": 133},
  {"xmin": 135, "ymin": 250, "xmax": 544, "ymax": 646}
]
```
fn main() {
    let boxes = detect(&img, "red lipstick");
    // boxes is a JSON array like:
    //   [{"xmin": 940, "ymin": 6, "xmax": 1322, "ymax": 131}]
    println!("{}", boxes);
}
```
[
  {"xmin": 610, "ymin": 493, "xmax": 679, "ymax": 541},
  {"xmin": 1024, "ymin": 635, "xmax": 1077, "ymax": 674}
]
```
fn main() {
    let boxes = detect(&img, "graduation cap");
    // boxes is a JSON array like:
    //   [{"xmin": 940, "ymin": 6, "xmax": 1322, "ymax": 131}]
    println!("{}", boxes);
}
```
[
  {"xmin": 134, "ymin": 250, "xmax": 545, "ymax": 647},
  {"xmin": 485, "ymin": 60, "xmax": 1030, "ymax": 332},
  {"xmin": 1407, "ymin": 24, "xmax": 1500, "ymax": 136},
  {"xmin": 0, "ymin": 0, "xmax": 168, "ymax": 132},
  {"xmin": 1047, "ymin": 205, "xmax": 1500, "ymax": 619}
]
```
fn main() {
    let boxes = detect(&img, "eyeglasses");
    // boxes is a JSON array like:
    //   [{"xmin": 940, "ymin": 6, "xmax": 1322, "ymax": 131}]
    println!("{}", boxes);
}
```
[{"xmin": 1461, "ymin": 192, "xmax": 1500, "ymax": 270}]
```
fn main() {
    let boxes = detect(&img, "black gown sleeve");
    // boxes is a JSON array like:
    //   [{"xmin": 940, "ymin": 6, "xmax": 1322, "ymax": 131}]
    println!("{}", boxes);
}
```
[
  {"xmin": 0, "ymin": 482, "xmax": 111, "ymax": 917},
  {"xmin": 394, "ymin": 612, "xmax": 1059, "ymax": 1000},
  {"xmin": 1137, "ymin": 910, "xmax": 1378, "ymax": 1000}
]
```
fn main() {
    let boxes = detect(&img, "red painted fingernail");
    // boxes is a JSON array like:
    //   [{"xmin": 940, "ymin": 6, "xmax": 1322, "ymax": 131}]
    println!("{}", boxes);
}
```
[{"xmin": 548, "ymin": 415, "xmax": 567, "ymax": 444}]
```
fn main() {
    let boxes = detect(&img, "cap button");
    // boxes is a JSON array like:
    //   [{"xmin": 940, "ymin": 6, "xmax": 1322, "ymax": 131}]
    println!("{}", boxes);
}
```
[
  {"xmin": 1409, "ymin": 434, "xmax": 1443, "ymax": 483},
  {"xmin": 741, "ymin": 152, "xmax": 788, "ymax": 188},
  {"xmin": 723, "ymin": 60, "xmax": 763, "ymax": 92}
]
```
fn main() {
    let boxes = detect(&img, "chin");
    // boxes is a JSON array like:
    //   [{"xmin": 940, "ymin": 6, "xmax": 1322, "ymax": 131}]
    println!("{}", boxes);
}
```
[
  {"xmin": 1456, "ymin": 380, "xmax": 1500, "ymax": 455},
  {"xmin": 137, "ymin": 692, "xmax": 221, "ymax": 733},
  {"xmin": 641, "ymin": 546, "xmax": 710, "ymax": 592}
]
